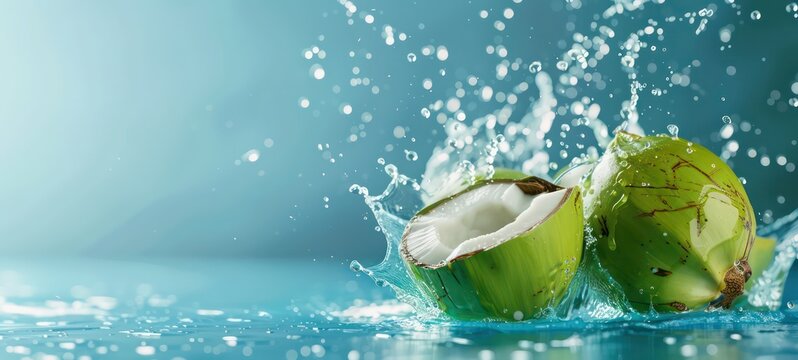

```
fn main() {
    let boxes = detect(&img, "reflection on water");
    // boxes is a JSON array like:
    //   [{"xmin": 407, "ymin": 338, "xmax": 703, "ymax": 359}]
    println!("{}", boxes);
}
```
[{"xmin": 0, "ymin": 258, "xmax": 795, "ymax": 359}]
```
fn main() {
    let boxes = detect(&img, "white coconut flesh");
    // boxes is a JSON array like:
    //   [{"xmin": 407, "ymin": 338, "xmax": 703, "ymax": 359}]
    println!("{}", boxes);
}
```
[
  {"xmin": 555, "ymin": 163, "xmax": 593, "ymax": 188},
  {"xmin": 404, "ymin": 183, "xmax": 569, "ymax": 266}
]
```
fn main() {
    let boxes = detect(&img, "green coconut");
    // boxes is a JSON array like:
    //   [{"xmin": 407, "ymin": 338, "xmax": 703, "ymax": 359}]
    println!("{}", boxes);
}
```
[
  {"xmin": 401, "ymin": 177, "xmax": 584, "ymax": 320},
  {"xmin": 582, "ymin": 132, "xmax": 756, "ymax": 312}
]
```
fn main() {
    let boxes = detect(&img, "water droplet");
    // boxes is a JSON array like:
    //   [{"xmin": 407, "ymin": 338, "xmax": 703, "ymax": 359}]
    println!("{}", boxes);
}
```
[
  {"xmin": 750, "ymin": 10, "xmax": 762, "ymax": 20},
  {"xmin": 407, "ymin": 53, "xmax": 417, "ymax": 62},
  {"xmin": 309, "ymin": 64, "xmax": 326, "ymax": 80},
  {"xmin": 556, "ymin": 60, "xmax": 569, "ymax": 71},
  {"xmin": 788, "ymin": 301, "xmax": 795, "ymax": 309},
  {"xmin": 384, "ymin": 164, "xmax": 398, "ymax": 177},
  {"xmin": 436, "ymin": 46, "xmax": 449, "ymax": 61},
  {"xmin": 349, "ymin": 260, "xmax": 363, "ymax": 272},
  {"xmin": 787, "ymin": 3, "xmax": 798, "ymax": 13},
  {"xmin": 529, "ymin": 61, "xmax": 542, "ymax": 73},
  {"xmin": 722, "ymin": 115, "xmax": 732, "ymax": 124},
  {"xmin": 420, "ymin": 107, "xmax": 431, "ymax": 118},
  {"xmin": 667, "ymin": 124, "xmax": 679, "ymax": 137},
  {"xmin": 789, "ymin": 98, "xmax": 798, "ymax": 107},
  {"xmin": 404, "ymin": 150, "xmax": 418, "ymax": 161},
  {"xmin": 621, "ymin": 55, "xmax": 635, "ymax": 68},
  {"xmin": 243, "ymin": 149, "xmax": 260, "ymax": 162},
  {"xmin": 377, "ymin": 157, "xmax": 385, "ymax": 165}
]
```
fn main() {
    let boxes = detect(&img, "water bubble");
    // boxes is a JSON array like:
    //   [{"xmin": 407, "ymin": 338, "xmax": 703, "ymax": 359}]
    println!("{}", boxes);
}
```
[
  {"xmin": 722, "ymin": 115, "xmax": 732, "ymax": 124},
  {"xmin": 651, "ymin": 88, "xmax": 662, "ymax": 96},
  {"xmin": 377, "ymin": 157, "xmax": 385, "ymax": 165},
  {"xmin": 789, "ymin": 98, "xmax": 798, "ymax": 108},
  {"xmin": 556, "ymin": 60, "xmax": 569, "ymax": 71},
  {"xmin": 404, "ymin": 150, "xmax": 418, "ymax": 161},
  {"xmin": 750, "ymin": 10, "xmax": 762, "ymax": 20},
  {"xmin": 407, "ymin": 53, "xmax": 417, "ymax": 62},
  {"xmin": 787, "ymin": 3, "xmax": 798, "ymax": 13},
  {"xmin": 529, "ymin": 61, "xmax": 542, "ymax": 73},
  {"xmin": 298, "ymin": 97, "xmax": 310, "ymax": 108},
  {"xmin": 667, "ymin": 124, "xmax": 679, "ymax": 138},
  {"xmin": 788, "ymin": 301, "xmax": 795, "ymax": 309}
]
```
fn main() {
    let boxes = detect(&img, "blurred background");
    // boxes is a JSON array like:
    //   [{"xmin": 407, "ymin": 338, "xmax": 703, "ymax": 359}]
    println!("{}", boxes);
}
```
[{"xmin": 0, "ymin": 0, "xmax": 796, "ymax": 263}]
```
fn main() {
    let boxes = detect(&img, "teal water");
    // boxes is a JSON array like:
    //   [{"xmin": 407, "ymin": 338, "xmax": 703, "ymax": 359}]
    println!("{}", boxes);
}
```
[{"xmin": 0, "ymin": 258, "xmax": 796, "ymax": 359}]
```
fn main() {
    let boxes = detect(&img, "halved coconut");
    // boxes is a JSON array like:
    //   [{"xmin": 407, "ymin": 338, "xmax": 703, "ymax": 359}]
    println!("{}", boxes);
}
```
[{"xmin": 401, "ymin": 177, "xmax": 584, "ymax": 321}]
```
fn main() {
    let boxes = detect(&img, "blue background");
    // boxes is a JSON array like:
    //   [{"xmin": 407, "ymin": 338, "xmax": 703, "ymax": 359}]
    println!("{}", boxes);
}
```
[{"xmin": 0, "ymin": 0, "xmax": 796, "ymax": 262}]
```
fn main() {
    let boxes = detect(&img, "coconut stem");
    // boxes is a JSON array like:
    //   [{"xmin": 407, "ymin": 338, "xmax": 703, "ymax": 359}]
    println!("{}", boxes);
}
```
[{"xmin": 710, "ymin": 259, "xmax": 751, "ymax": 309}]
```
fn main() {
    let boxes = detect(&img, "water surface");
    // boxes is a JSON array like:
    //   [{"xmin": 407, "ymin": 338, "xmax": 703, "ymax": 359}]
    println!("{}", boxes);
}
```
[{"xmin": 0, "ymin": 258, "xmax": 796, "ymax": 359}]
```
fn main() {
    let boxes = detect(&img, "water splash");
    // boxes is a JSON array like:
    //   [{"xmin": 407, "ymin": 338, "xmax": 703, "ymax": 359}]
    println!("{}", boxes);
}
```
[
  {"xmin": 335, "ymin": 0, "xmax": 795, "ymax": 322},
  {"xmin": 747, "ymin": 208, "xmax": 798, "ymax": 309}
]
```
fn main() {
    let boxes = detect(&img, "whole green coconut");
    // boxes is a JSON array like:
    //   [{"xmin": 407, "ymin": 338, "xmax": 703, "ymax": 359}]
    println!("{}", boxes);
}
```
[{"xmin": 583, "ymin": 132, "xmax": 755, "ymax": 312}]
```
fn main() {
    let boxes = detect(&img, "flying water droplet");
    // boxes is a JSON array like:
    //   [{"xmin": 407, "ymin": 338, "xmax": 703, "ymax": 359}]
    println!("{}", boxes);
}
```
[
  {"xmin": 722, "ymin": 115, "xmax": 732, "ymax": 124},
  {"xmin": 420, "ymin": 107, "xmax": 431, "ymax": 118},
  {"xmin": 350, "ymin": 260, "xmax": 364, "ymax": 272},
  {"xmin": 750, "ymin": 10, "xmax": 762, "ymax": 20},
  {"xmin": 621, "ymin": 55, "xmax": 635, "ymax": 68},
  {"xmin": 407, "ymin": 53, "xmax": 417, "ymax": 62},
  {"xmin": 667, "ymin": 124, "xmax": 679, "ymax": 138},
  {"xmin": 528, "ymin": 61, "xmax": 542, "ymax": 73},
  {"xmin": 404, "ymin": 150, "xmax": 418, "ymax": 161},
  {"xmin": 556, "ymin": 60, "xmax": 569, "ymax": 71},
  {"xmin": 309, "ymin": 64, "xmax": 326, "ymax": 80}
]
